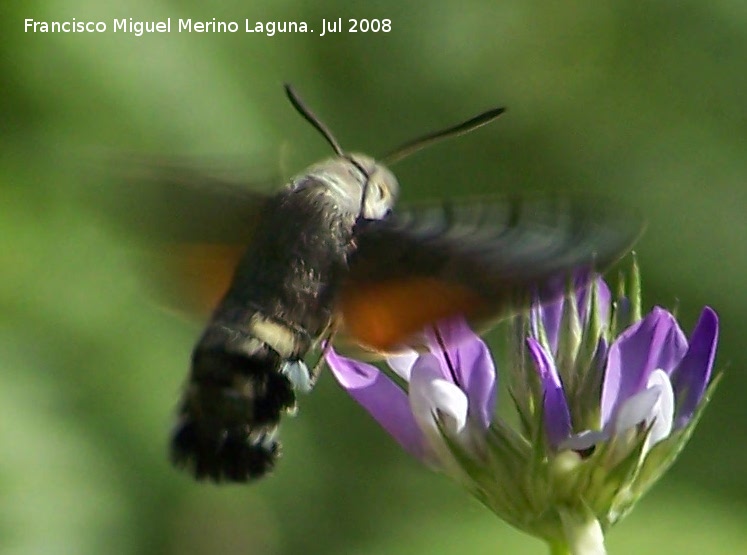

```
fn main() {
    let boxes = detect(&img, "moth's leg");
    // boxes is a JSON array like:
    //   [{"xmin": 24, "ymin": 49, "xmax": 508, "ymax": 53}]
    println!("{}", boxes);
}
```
[
  {"xmin": 280, "ymin": 321, "xmax": 338, "ymax": 394},
  {"xmin": 281, "ymin": 359, "xmax": 314, "ymax": 396},
  {"xmin": 308, "ymin": 319, "xmax": 339, "ymax": 386}
]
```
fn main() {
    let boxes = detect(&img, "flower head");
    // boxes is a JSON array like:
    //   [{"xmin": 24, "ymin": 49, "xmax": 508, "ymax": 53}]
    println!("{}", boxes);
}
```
[
  {"xmin": 515, "ymin": 266, "xmax": 720, "ymax": 537},
  {"xmin": 326, "ymin": 262, "xmax": 720, "ymax": 555},
  {"xmin": 526, "ymin": 274, "xmax": 718, "ymax": 457}
]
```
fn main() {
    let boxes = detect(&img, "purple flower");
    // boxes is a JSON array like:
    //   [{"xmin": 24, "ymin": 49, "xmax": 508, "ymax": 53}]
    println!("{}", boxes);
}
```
[
  {"xmin": 528, "ymin": 277, "xmax": 719, "ymax": 454},
  {"xmin": 530, "ymin": 274, "xmax": 612, "ymax": 356},
  {"xmin": 325, "ymin": 317, "xmax": 496, "ymax": 468},
  {"xmin": 323, "ymin": 264, "xmax": 721, "ymax": 554}
]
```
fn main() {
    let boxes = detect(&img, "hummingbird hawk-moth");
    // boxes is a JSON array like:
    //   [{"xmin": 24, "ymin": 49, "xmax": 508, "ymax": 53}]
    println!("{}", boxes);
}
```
[{"xmin": 102, "ymin": 85, "xmax": 640, "ymax": 483}]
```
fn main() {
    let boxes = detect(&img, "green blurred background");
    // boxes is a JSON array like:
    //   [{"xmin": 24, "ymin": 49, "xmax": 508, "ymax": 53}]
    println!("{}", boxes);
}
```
[{"xmin": 2, "ymin": 1, "xmax": 746, "ymax": 554}]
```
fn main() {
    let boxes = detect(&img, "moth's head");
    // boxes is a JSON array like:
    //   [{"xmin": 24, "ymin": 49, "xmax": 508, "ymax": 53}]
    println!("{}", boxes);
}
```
[
  {"xmin": 303, "ymin": 153, "xmax": 399, "ymax": 220},
  {"xmin": 282, "ymin": 84, "xmax": 503, "ymax": 221},
  {"xmin": 285, "ymin": 84, "xmax": 504, "ymax": 219}
]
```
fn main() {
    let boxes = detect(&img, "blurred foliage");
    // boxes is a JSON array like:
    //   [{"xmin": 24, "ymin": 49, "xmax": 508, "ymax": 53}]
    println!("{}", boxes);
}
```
[{"xmin": 2, "ymin": 1, "xmax": 747, "ymax": 554}]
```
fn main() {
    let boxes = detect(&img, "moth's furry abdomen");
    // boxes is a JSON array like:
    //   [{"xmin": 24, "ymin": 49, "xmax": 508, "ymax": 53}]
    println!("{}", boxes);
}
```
[
  {"xmin": 171, "ymin": 416, "xmax": 281, "ymax": 482},
  {"xmin": 170, "ymin": 325, "xmax": 296, "ymax": 483}
]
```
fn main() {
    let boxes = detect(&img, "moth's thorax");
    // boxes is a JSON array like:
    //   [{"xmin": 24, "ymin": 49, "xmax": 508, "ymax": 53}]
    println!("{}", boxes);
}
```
[{"xmin": 291, "ymin": 153, "xmax": 399, "ymax": 220}]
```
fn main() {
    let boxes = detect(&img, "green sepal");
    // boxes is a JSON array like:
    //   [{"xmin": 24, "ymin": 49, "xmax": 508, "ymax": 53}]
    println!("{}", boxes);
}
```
[
  {"xmin": 628, "ymin": 254, "xmax": 642, "ymax": 324},
  {"xmin": 557, "ymin": 281, "xmax": 582, "ymax": 396}
]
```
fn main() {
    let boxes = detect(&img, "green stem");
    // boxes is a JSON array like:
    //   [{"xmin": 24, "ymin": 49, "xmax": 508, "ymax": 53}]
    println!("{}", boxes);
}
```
[
  {"xmin": 557, "ymin": 505, "xmax": 606, "ymax": 555},
  {"xmin": 549, "ymin": 540, "xmax": 572, "ymax": 555}
]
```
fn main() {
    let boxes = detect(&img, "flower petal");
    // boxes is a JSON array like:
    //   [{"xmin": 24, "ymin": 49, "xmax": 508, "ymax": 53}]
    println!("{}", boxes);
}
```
[
  {"xmin": 601, "ymin": 307, "xmax": 687, "ymax": 426},
  {"xmin": 670, "ymin": 307, "xmax": 719, "ymax": 428},
  {"xmin": 424, "ymin": 317, "xmax": 496, "ymax": 430},
  {"xmin": 533, "ymin": 296, "xmax": 564, "ymax": 354},
  {"xmin": 591, "ymin": 337, "xmax": 609, "ymax": 376},
  {"xmin": 560, "ymin": 429, "xmax": 608, "ymax": 452},
  {"xmin": 409, "ymin": 354, "xmax": 469, "ymax": 439},
  {"xmin": 575, "ymin": 276, "xmax": 612, "ymax": 335},
  {"xmin": 613, "ymin": 386, "xmax": 659, "ymax": 435},
  {"xmin": 385, "ymin": 348, "xmax": 419, "ymax": 381},
  {"xmin": 612, "ymin": 369, "xmax": 674, "ymax": 456},
  {"xmin": 583, "ymin": 277, "xmax": 612, "ymax": 327},
  {"xmin": 645, "ymin": 369, "xmax": 674, "ymax": 448},
  {"xmin": 325, "ymin": 348, "xmax": 428, "ymax": 461},
  {"xmin": 526, "ymin": 337, "xmax": 572, "ymax": 448}
]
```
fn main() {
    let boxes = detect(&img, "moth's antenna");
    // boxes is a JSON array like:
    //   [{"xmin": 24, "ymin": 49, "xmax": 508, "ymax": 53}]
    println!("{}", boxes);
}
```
[
  {"xmin": 382, "ymin": 106, "xmax": 506, "ymax": 166},
  {"xmin": 284, "ymin": 84, "xmax": 345, "ymax": 157}
]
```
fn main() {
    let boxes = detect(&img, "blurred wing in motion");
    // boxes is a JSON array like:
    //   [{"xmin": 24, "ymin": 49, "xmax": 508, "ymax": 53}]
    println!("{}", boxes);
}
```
[
  {"xmin": 86, "ymin": 157, "xmax": 275, "ymax": 243},
  {"xmin": 80, "ymin": 158, "xmax": 276, "ymax": 315},
  {"xmin": 145, "ymin": 243, "xmax": 248, "ymax": 316},
  {"xmin": 338, "ymin": 195, "xmax": 642, "ymax": 352}
]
